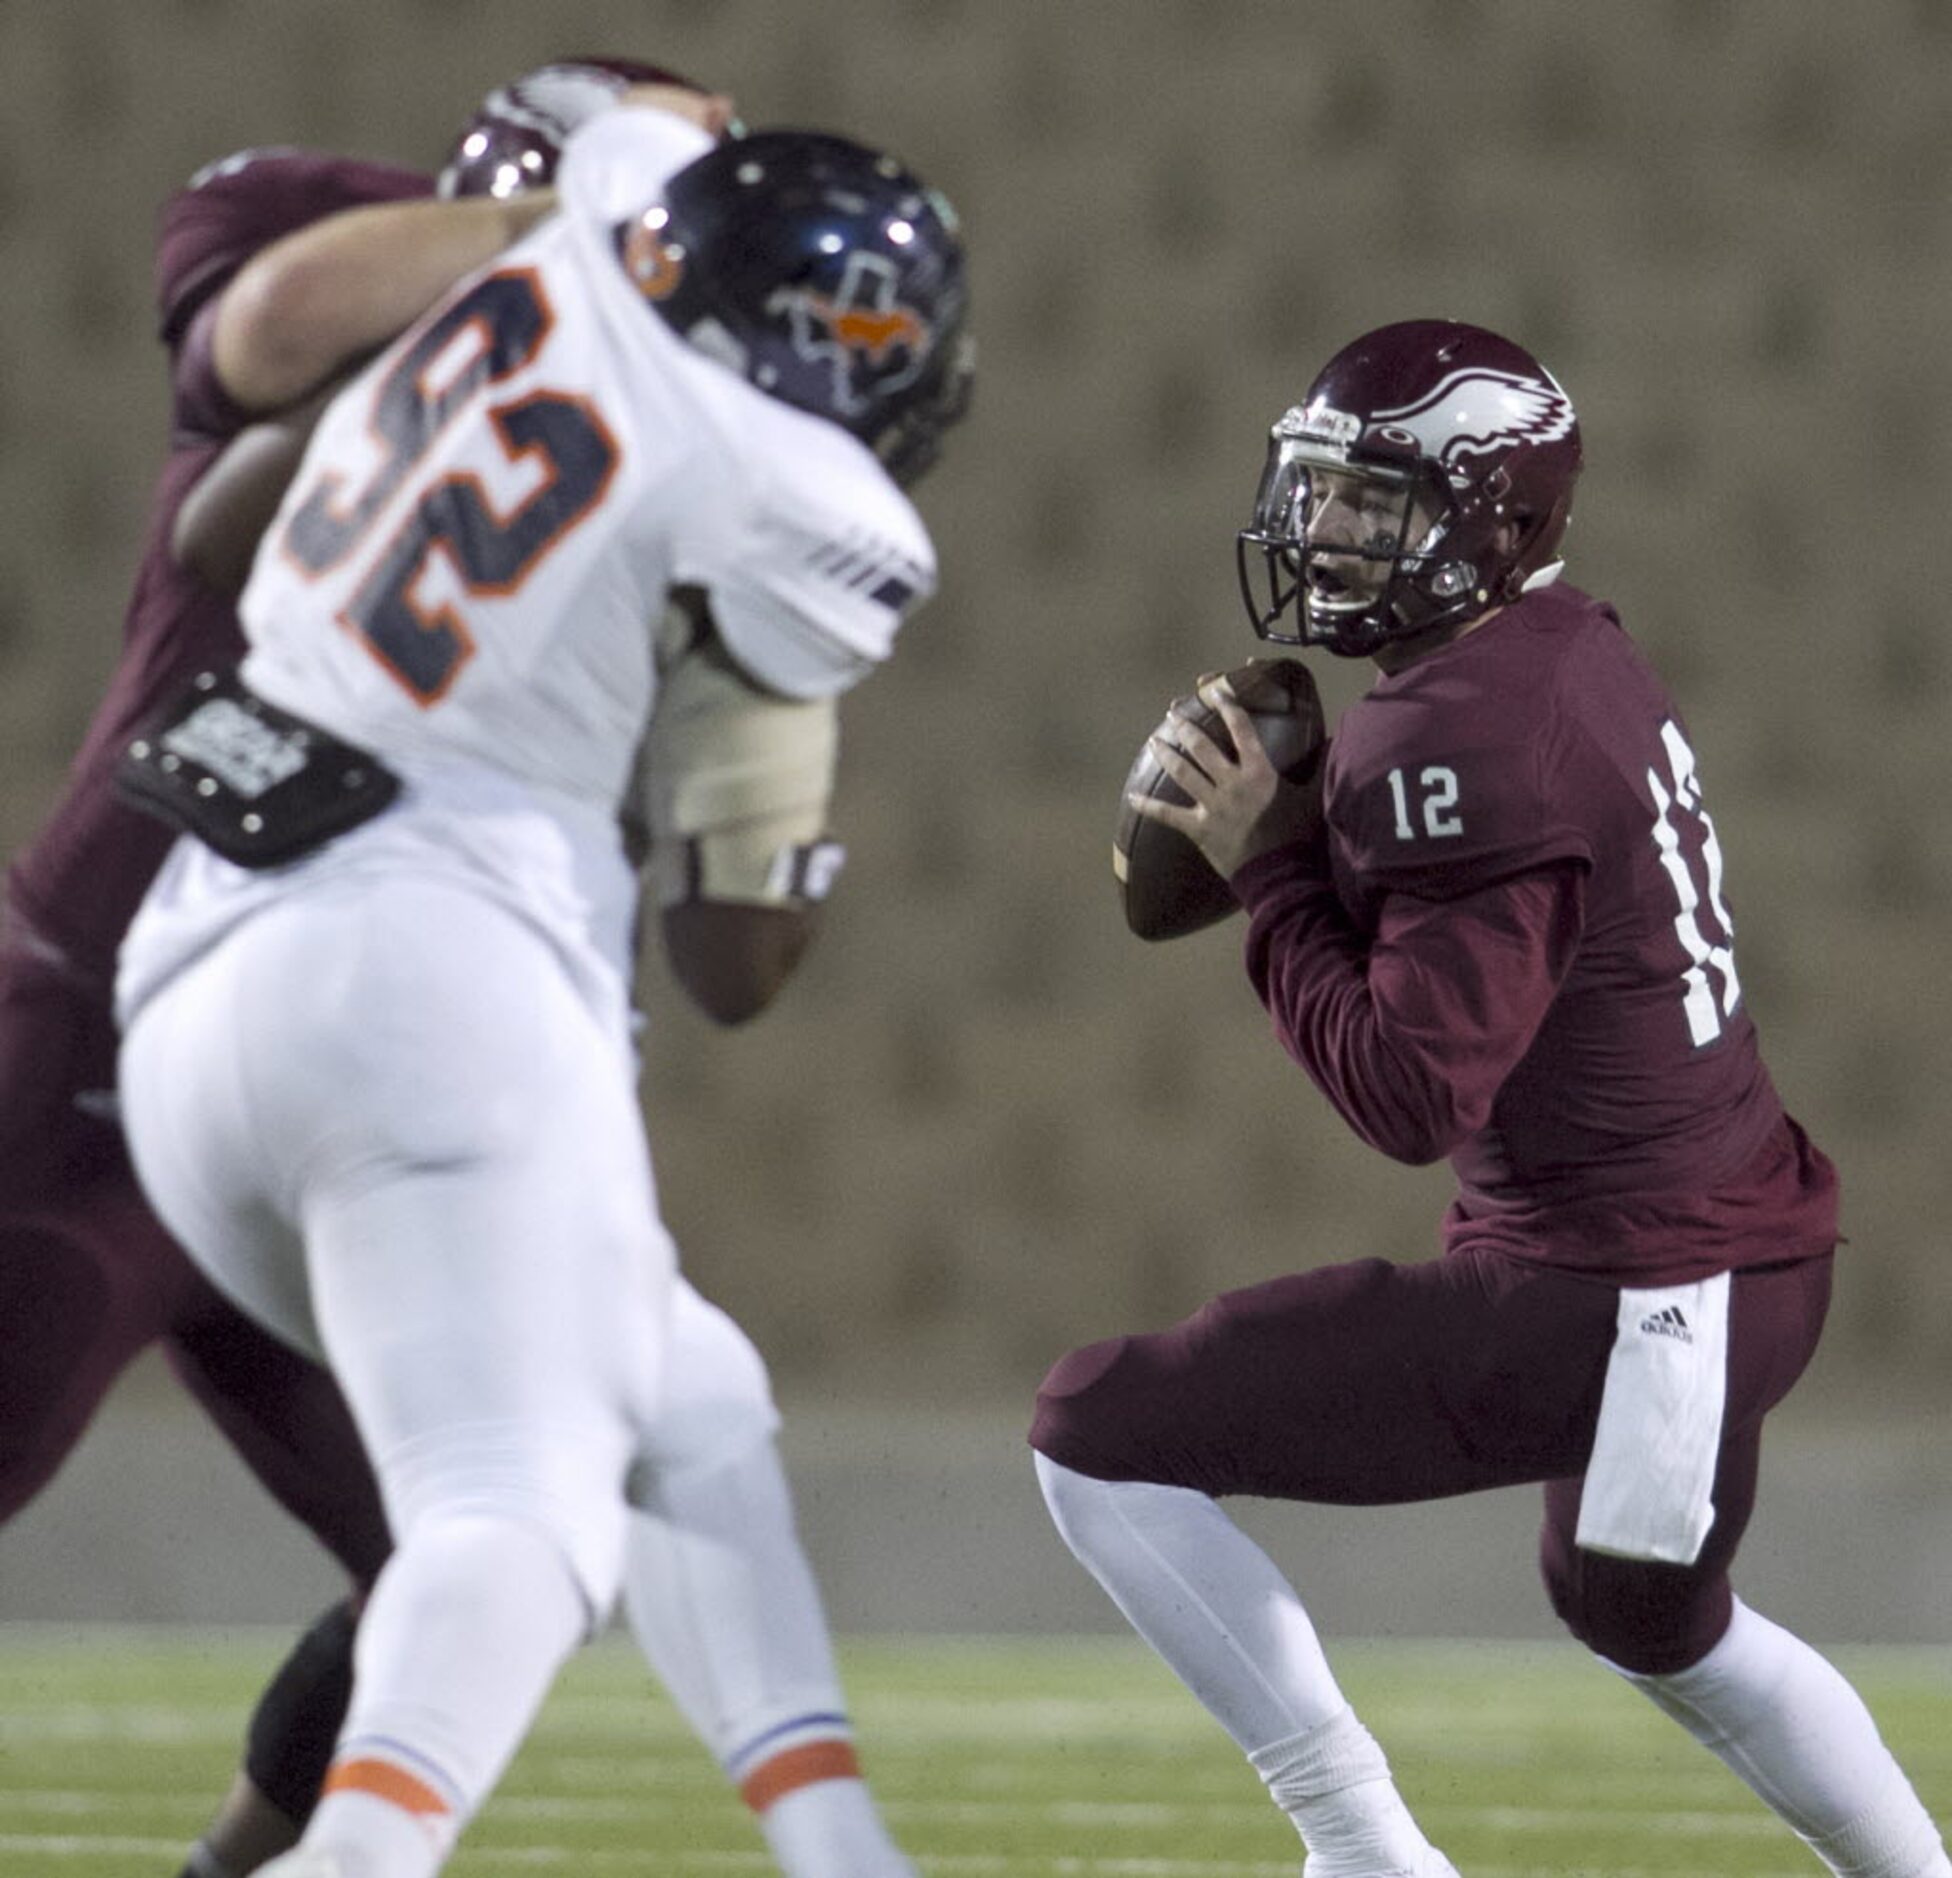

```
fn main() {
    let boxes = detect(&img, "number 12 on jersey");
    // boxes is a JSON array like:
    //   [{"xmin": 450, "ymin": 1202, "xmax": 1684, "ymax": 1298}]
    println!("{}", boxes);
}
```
[{"xmin": 1386, "ymin": 765, "xmax": 1463, "ymax": 839}]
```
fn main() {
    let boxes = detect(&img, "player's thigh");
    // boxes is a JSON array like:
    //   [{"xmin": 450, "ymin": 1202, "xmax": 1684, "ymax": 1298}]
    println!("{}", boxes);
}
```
[
  {"xmin": 1539, "ymin": 1252, "xmax": 1833, "ymax": 1673},
  {"xmin": 290, "ymin": 882, "xmax": 675, "ymax": 1549},
  {"xmin": 0, "ymin": 1208, "xmax": 139, "ymax": 1520},
  {"xmin": 119, "ymin": 954, "xmax": 315, "ymax": 1353},
  {"xmin": 0, "ymin": 949, "xmax": 213, "ymax": 1515},
  {"xmin": 0, "ymin": 1163, "xmax": 216, "ymax": 1520},
  {"xmin": 0, "ymin": 943, "xmax": 122, "ymax": 1211},
  {"xmin": 166, "ymin": 1300, "xmax": 392, "ymax": 1588},
  {"xmin": 631, "ymin": 1279, "xmax": 780, "ymax": 1490},
  {"xmin": 1032, "ymin": 1248, "xmax": 1619, "ymax": 1502}
]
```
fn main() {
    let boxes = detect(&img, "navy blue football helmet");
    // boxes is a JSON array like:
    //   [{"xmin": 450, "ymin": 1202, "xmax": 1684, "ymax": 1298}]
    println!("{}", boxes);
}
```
[
  {"xmin": 620, "ymin": 130, "xmax": 973, "ymax": 487},
  {"xmin": 439, "ymin": 57, "xmax": 706, "ymax": 199}
]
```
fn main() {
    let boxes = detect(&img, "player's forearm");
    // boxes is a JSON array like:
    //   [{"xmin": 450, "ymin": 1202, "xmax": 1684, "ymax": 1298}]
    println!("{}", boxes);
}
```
[
  {"xmin": 211, "ymin": 191, "xmax": 558, "ymax": 413},
  {"xmin": 173, "ymin": 377, "xmax": 342, "ymax": 592},
  {"xmin": 1242, "ymin": 881, "xmax": 1473, "ymax": 1165},
  {"xmin": 659, "ymin": 901, "xmax": 819, "ymax": 1024},
  {"xmin": 1236, "ymin": 854, "xmax": 1572, "ymax": 1166}
]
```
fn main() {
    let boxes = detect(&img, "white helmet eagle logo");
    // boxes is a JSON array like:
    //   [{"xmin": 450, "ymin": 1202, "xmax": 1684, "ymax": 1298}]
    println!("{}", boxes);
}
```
[
  {"xmin": 1372, "ymin": 367, "xmax": 1576, "ymax": 466},
  {"xmin": 767, "ymin": 252, "xmax": 932, "ymax": 418}
]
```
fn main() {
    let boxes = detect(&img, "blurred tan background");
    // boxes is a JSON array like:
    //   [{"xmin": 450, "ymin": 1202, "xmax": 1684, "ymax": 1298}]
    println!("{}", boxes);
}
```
[{"xmin": 2, "ymin": 0, "xmax": 1948, "ymax": 1632}]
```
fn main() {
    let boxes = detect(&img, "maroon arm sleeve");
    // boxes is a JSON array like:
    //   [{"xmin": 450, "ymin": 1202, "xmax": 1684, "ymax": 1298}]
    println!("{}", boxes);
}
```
[
  {"xmin": 172, "ymin": 293, "xmax": 253, "ymax": 442},
  {"xmin": 1233, "ymin": 843, "xmax": 1587, "ymax": 1165}
]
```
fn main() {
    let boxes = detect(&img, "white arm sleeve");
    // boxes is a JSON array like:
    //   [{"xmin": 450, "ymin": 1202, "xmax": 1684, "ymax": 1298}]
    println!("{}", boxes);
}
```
[{"xmin": 555, "ymin": 107, "xmax": 714, "ymax": 225}]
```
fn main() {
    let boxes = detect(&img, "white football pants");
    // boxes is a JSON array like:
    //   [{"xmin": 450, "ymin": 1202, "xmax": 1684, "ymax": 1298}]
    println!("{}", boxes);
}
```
[{"xmin": 122, "ymin": 874, "xmax": 677, "ymax": 1855}]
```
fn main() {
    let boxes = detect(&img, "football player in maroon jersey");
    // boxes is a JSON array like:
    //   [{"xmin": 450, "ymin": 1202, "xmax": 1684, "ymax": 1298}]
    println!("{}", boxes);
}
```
[{"xmin": 1031, "ymin": 322, "xmax": 1947, "ymax": 1878}]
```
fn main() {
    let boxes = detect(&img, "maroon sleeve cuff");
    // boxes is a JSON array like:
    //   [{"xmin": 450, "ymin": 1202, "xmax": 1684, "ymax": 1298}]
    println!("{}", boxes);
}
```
[
  {"xmin": 1229, "ymin": 835, "xmax": 1332, "ymax": 910},
  {"xmin": 170, "ymin": 294, "xmax": 252, "ymax": 442}
]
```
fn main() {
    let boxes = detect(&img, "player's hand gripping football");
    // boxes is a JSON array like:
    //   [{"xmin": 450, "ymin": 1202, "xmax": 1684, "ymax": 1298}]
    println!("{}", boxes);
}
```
[{"xmin": 1133, "ymin": 676, "xmax": 1325, "ymax": 881}]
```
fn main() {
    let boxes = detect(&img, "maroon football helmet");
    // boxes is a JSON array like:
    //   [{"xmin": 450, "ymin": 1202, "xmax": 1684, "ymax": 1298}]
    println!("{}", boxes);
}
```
[
  {"xmin": 1237, "ymin": 319, "xmax": 1583, "ymax": 658},
  {"xmin": 439, "ymin": 58, "xmax": 708, "ymax": 199}
]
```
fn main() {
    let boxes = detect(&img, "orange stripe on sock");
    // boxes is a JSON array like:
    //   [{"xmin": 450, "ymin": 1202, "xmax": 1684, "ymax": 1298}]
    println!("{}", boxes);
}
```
[
  {"xmin": 323, "ymin": 1755, "xmax": 454, "ymax": 1818},
  {"xmin": 739, "ymin": 1739, "xmax": 861, "ymax": 1813}
]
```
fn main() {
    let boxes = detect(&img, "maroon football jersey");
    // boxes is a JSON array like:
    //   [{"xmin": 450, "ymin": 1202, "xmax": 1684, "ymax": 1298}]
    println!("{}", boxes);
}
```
[
  {"xmin": 1233, "ymin": 581, "xmax": 1838, "ymax": 1283},
  {"xmin": 3, "ymin": 150, "xmax": 430, "ymax": 985}
]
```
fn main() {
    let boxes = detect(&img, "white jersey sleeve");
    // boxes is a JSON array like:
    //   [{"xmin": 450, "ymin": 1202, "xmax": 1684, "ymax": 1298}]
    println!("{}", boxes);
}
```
[
  {"xmin": 677, "ymin": 403, "xmax": 938, "ymax": 700},
  {"xmin": 553, "ymin": 103, "xmax": 935, "ymax": 698}
]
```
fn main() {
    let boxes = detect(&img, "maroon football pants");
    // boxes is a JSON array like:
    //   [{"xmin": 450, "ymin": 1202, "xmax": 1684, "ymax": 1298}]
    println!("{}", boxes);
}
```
[
  {"xmin": 1030, "ymin": 1244, "xmax": 1832, "ymax": 1674},
  {"xmin": 0, "ymin": 939, "xmax": 389, "ymax": 1585}
]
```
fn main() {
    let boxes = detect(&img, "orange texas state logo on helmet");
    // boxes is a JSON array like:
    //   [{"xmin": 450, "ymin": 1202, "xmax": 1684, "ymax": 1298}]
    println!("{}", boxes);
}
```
[{"xmin": 767, "ymin": 252, "xmax": 932, "ymax": 417}]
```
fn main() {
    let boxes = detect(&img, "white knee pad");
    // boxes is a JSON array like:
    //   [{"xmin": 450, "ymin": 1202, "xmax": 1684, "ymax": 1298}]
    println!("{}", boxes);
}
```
[
  {"xmin": 632, "ymin": 1280, "xmax": 782, "ymax": 1492},
  {"xmin": 620, "ymin": 1354, "xmax": 846, "ymax": 1777},
  {"xmin": 380, "ymin": 1418, "xmax": 635, "ymax": 1624}
]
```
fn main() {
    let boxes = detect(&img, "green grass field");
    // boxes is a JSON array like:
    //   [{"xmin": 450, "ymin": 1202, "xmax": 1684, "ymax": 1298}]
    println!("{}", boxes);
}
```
[{"xmin": 2, "ymin": 1628, "xmax": 1947, "ymax": 1877}]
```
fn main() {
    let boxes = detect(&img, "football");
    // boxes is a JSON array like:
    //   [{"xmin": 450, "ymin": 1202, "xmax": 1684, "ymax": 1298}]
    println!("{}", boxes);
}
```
[{"xmin": 1113, "ymin": 657, "xmax": 1325, "ymax": 941}]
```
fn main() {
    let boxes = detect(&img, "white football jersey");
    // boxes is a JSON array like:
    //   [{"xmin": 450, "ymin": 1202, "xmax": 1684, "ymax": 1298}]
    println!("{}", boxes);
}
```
[
  {"xmin": 243, "ymin": 107, "xmax": 934, "ymax": 803},
  {"xmin": 119, "ymin": 106, "xmax": 936, "ymax": 1029}
]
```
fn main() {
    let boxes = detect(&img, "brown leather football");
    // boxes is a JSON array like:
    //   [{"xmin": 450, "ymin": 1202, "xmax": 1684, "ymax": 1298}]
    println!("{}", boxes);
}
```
[{"xmin": 1113, "ymin": 657, "xmax": 1326, "ymax": 941}]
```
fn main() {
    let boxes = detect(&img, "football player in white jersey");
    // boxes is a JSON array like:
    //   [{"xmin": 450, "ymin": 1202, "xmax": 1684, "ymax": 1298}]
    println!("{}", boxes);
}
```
[
  {"xmin": 166, "ymin": 68, "xmax": 963, "ymax": 1878},
  {"xmin": 115, "ymin": 87, "xmax": 972, "ymax": 1878},
  {"xmin": 166, "ymin": 68, "xmax": 957, "ymax": 1878}
]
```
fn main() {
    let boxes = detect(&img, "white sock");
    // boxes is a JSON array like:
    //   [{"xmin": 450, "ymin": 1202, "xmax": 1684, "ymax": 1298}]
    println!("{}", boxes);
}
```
[
  {"xmin": 1251, "ymin": 1707, "xmax": 1443, "ymax": 1875},
  {"xmin": 302, "ymin": 1512, "xmax": 589, "ymax": 1875},
  {"xmin": 1034, "ymin": 1455, "xmax": 1445, "ymax": 1873},
  {"xmin": 1612, "ymin": 1598, "xmax": 1949, "ymax": 1878},
  {"xmin": 757, "ymin": 1778, "xmax": 915, "ymax": 1878},
  {"xmin": 291, "ymin": 1789, "xmax": 446, "ymax": 1878},
  {"xmin": 624, "ymin": 1437, "xmax": 911, "ymax": 1878}
]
